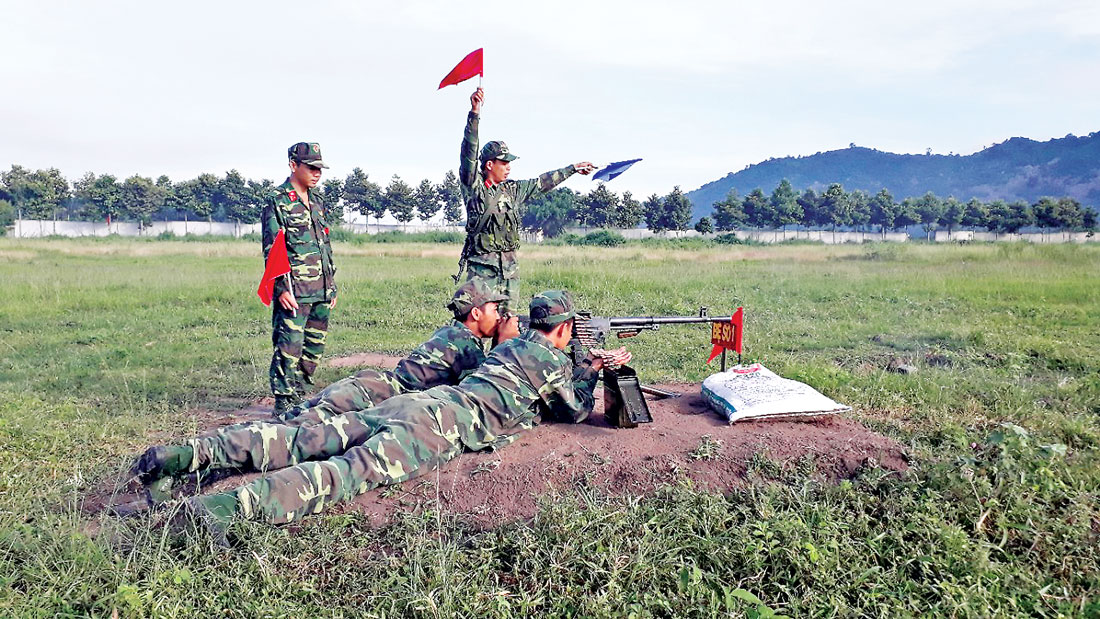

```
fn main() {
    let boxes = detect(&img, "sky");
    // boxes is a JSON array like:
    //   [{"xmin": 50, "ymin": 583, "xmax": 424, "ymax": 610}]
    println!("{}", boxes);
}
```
[{"xmin": 3, "ymin": 0, "xmax": 1099, "ymax": 201}]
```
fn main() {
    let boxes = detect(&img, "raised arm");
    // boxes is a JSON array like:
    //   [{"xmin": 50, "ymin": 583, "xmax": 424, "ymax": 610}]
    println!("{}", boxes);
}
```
[
  {"xmin": 515, "ymin": 161, "xmax": 597, "ymax": 205},
  {"xmin": 459, "ymin": 88, "xmax": 483, "ymax": 192}
]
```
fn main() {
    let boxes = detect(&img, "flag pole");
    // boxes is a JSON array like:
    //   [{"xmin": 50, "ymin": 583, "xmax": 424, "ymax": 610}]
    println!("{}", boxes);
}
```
[{"xmin": 283, "ymin": 273, "xmax": 296, "ymax": 317}]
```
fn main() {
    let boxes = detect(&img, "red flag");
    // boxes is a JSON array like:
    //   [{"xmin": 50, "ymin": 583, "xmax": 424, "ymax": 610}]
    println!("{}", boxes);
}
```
[
  {"xmin": 438, "ymin": 48, "xmax": 483, "ymax": 89},
  {"xmin": 706, "ymin": 307, "xmax": 743, "ymax": 364},
  {"xmin": 257, "ymin": 229, "xmax": 291, "ymax": 306}
]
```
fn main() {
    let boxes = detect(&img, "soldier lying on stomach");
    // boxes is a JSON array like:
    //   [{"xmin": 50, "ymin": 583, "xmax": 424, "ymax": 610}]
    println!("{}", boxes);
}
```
[{"xmin": 131, "ymin": 290, "xmax": 627, "ymax": 543}]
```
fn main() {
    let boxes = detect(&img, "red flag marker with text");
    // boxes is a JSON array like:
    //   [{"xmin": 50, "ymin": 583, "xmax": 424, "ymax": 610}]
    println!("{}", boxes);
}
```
[
  {"xmin": 706, "ymin": 307, "xmax": 743, "ymax": 370},
  {"xmin": 438, "ymin": 48, "xmax": 483, "ymax": 89},
  {"xmin": 257, "ymin": 229, "xmax": 292, "ymax": 310}
]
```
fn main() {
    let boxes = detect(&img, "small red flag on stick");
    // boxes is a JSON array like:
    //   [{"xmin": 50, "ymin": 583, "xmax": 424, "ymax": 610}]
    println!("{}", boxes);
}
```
[
  {"xmin": 706, "ymin": 307, "xmax": 743, "ymax": 364},
  {"xmin": 257, "ymin": 229, "xmax": 292, "ymax": 306},
  {"xmin": 438, "ymin": 48, "xmax": 483, "ymax": 89}
]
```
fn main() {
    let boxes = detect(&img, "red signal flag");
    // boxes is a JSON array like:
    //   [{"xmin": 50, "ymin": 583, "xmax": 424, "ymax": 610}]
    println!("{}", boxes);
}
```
[
  {"xmin": 706, "ymin": 307, "xmax": 743, "ymax": 364},
  {"xmin": 257, "ymin": 229, "xmax": 292, "ymax": 306},
  {"xmin": 438, "ymin": 48, "xmax": 484, "ymax": 89}
]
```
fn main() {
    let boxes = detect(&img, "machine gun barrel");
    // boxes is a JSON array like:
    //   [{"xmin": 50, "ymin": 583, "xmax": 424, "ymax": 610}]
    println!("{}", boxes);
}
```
[
  {"xmin": 573, "ymin": 307, "xmax": 733, "ymax": 348},
  {"xmin": 607, "ymin": 315, "xmax": 733, "ymax": 327}
]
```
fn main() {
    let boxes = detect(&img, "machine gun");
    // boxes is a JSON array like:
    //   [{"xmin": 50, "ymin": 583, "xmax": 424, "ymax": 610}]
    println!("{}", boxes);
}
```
[
  {"xmin": 570, "ymin": 307, "xmax": 737, "ymax": 428},
  {"xmin": 514, "ymin": 307, "xmax": 739, "ymax": 428}
]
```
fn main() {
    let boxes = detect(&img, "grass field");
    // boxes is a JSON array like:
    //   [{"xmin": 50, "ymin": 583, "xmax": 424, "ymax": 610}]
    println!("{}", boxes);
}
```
[{"xmin": 0, "ymin": 237, "xmax": 1097, "ymax": 617}]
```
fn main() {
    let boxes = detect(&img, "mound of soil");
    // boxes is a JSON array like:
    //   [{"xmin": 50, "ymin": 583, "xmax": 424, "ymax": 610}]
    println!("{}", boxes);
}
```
[{"xmin": 95, "ymin": 354, "xmax": 907, "ymax": 529}]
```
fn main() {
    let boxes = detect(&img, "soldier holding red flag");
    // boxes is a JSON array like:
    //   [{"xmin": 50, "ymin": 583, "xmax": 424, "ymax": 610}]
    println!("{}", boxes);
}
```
[
  {"xmin": 261, "ymin": 142, "xmax": 338, "ymax": 415},
  {"xmin": 455, "ymin": 87, "xmax": 597, "ymax": 313}
]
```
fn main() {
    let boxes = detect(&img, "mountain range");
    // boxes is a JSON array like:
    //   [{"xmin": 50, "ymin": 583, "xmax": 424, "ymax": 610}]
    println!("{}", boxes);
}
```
[{"xmin": 685, "ymin": 131, "xmax": 1100, "ymax": 221}]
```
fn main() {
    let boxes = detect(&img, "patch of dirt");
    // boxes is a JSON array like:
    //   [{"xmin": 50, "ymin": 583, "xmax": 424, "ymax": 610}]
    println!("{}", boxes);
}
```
[{"xmin": 92, "ymin": 373, "xmax": 908, "ymax": 530}]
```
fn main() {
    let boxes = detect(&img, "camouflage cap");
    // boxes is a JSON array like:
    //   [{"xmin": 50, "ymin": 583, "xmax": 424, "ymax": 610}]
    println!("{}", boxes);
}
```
[
  {"xmin": 447, "ymin": 279, "xmax": 510, "ymax": 316},
  {"xmin": 529, "ymin": 290, "xmax": 575, "ymax": 327},
  {"xmin": 479, "ymin": 140, "xmax": 518, "ymax": 163},
  {"xmin": 288, "ymin": 142, "xmax": 329, "ymax": 169}
]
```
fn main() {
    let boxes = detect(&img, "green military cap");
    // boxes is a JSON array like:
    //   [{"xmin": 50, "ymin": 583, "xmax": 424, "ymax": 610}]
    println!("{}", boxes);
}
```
[
  {"xmin": 447, "ymin": 278, "xmax": 510, "ymax": 316},
  {"xmin": 529, "ymin": 289, "xmax": 575, "ymax": 327},
  {"xmin": 479, "ymin": 140, "xmax": 518, "ymax": 163},
  {"xmin": 288, "ymin": 142, "xmax": 329, "ymax": 169}
]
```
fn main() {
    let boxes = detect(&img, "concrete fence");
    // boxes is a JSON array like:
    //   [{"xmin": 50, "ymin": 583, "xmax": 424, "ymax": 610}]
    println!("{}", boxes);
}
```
[
  {"xmin": 12, "ymin": 219, "xmax": 260, "ymax": 238},
  {"xmin": 8, "ymin": 220, "xmax": 1096, "ymax": 244}
]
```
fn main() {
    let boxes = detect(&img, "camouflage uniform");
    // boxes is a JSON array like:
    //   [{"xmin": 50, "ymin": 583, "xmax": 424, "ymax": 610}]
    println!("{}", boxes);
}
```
[
  {"xmin": 189, "ymin": 290, "xmax": 594, "ymax": 525},
  {"xmin": 457, "ymin": 112, "xmax": 576, "ymax": 312},
  {"xmin": 262, "ymin": 142, "xmax": 337, "ymax": 398}
]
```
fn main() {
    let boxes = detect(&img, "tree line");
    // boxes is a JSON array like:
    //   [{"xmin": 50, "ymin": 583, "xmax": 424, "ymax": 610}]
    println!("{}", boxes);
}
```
[
  {"xmin": 0, "ymin": 165, "xmax": 466, "ymax": 228},
  {"xmin": 2, "ymin": 165, "xmax": 1095, "ymax": 237},
  {"xmin": 700, "ymin": 181, "xmax": 1096, "ymax": 237}
]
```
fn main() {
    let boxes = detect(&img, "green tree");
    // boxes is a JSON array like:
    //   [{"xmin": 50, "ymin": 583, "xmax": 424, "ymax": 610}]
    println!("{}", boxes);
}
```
[
  {"xmin": 119, "ymin": 175, "xmax": 162, "ymax": 227},
  {"xmin": 661, "ymin": 186, "xmax": 693, "ymax": 232},
  {"xmin": 521, "ymin": 188, "xmax": 577, "ymax": 238},
  {"xmin": 320, "ymin": 178, "xmax": 345, "ymax": 224},
  {"xmin": 913, "ymin": 191, "xmax": 944, "ymax": 240},
  {"xmin": 711, "ymin": 188, "xmax": 746, "ymax": 231},
  {"xmin": 414, "ymin": 179, "xmax": 441, "ymax": 222},
  {"xmin": 848, "ymin": 189, "xmax": 871, "ymax": 233},
  {"xmin": 344, "ymin": 168, "xmax": 384, "ymax": 226},
  {"xmin": 245, "ymin": 179, "xmax": 275, "ymax": 224},
  {"xmin": 217, "ymin": 170, "xmax": 252, "ymax": 223},
  {"xmin": 819, "ymin": 183, "xmax": 851, "ymax": 234},
  {"xmin": 384, "ymin": 175, "xmax": 416, "ymax": 230},
  {"xmin": 742, "ymin": 188, "xmax": 773, "ymax": 229},
  {"xmin": 694, "ymin": 216, "xmax": 714, "ymax": 235},
  {"xmin": 770, "ymin": 179, "xmax": 802, "ymax": 230},
  {"xmin": 643, "ymin": 193, "xmax": 665, "ymax": 233},
  {"xmin": 616, "ymin": 191, "xmax": 644, "ymax": 228},
  {"xmin": 1, "ymin": 166, "xmax": 70, "ymax": 220},
  {"xmin": 1082, "ymin": 207, "xmax": 1097, "ymax": 235},
  {"xmin": 0, "ymin": 199, "xmax": 13, "ymax": 233},
  {"xmin": 939, "ymin": 196, "xmax": 964, "ymax": 234},
  {"xmin": 74, "ymin": 172, "xmax": 121, "ymax": 222},
  {"xmin": 437, "ymin": 170, "xmax": 463, "ymax": 225},
  {"xmin": 191, "ymin": 173, "xmax": 219, "ymax": 223},
  {"xmin": 1053, "ymin": 197, "xmax": 1085, "ymax": 236},
  {"xmin": 896, "ymin": 197, "xmax": 922, "ymax": 231},
  {"xmin": 154, "ymin": 175, "xmax": 175, "ymax": 221},
  {"xmin": 961, "ymin": 198, "xmax": 988, "ymax": 230},
  {"xmin": 869, "ymin": 188, "xmax": 898, "ymax": 236},
  {"xmin": 798, "ymin": 188, "xmax": 826, "ymax": 229},
  {"xmin": 582, "ymin": 184, "xmax": 620, "ymax": 229}
]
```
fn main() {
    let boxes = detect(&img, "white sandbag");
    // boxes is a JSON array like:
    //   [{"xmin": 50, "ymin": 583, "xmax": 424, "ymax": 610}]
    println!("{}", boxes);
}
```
[{"xmin": 701, "ymin": 363, "xmax": 850, "ymax": 423}]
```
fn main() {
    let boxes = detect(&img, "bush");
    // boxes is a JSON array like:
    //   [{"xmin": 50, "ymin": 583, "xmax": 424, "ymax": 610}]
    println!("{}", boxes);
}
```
[
  {"xmin": 714, "ymin": 233, "xmax": 746, "ymax": 245},
  {"xmin": 572, "ymin": 230, "xmax": 626, "ymax": 247}
]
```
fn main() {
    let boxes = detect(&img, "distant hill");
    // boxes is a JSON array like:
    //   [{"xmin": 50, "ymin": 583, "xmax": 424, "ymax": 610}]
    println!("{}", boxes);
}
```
[{"xmin": 685, "ymin": 132, "xmax": 1100, "ymax": 221}]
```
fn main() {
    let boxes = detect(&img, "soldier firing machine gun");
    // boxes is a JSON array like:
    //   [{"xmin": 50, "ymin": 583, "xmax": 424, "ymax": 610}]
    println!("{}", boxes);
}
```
[{"xmin": 515, "ymin": 307, "xmax": 738, "ymax": 427}]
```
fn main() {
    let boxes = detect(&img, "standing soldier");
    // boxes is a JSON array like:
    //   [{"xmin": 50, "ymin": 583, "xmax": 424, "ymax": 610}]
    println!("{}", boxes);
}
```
[
  {"xmin": 455, "ymin": 87, "xmax": 597, "ymax": 312},
  {"xmin": 262, "ymin": 142, "xmax": 338, "ymax": 415}
]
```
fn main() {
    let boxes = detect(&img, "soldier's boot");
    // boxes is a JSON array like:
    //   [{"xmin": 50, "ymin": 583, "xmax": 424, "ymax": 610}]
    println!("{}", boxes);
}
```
[
  {"xmin": 131, "ymin": 445, "xmax": 194, "ymax": 484},
  {"xmin": 185, "ymin": 493, "xmax": 239, "ymax": 547}
]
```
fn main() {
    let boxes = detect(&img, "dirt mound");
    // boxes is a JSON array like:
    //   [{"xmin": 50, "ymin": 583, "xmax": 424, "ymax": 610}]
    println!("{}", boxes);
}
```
[{"xmin": 94, "ymin": 356, "xmax": 906, "ymax": 529}]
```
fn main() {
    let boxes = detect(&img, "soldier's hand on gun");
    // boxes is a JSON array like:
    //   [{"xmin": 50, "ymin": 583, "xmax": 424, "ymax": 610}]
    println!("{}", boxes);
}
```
[
  {"xmin": 470, "ymin": 87, "xmax": 484, "ymax": 114},
  {"xmin": 278, "ymin": 291, "xmax": 300, "ymax": 312},
  {"xmin": 588, "ymin": 347, "xmax": 632, "ymax": 371},
  {"xmin": 493, "ymin": 312, "xmax": 521, "ymax": 346},
  {"xmin": 574, "ymin": 162, "xmax": 598, "ymax": 175}
]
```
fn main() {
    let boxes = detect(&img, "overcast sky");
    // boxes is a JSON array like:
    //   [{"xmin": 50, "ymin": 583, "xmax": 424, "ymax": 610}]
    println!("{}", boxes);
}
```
[{"xmin": 3, "ymin": 0, "xmax": 1098, "ymax": 199}]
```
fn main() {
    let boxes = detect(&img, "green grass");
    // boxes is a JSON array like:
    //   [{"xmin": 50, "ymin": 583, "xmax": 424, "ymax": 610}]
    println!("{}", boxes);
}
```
[{"xmin": 0, "ymin": 238, "xmax": 1097, "ymax": 616}]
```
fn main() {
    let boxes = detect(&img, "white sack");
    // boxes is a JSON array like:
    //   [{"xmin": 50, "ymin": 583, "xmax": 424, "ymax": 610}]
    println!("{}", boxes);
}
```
[{"xmin": 701, "ymin": 363, "xmax": 850, "ymax": 423}]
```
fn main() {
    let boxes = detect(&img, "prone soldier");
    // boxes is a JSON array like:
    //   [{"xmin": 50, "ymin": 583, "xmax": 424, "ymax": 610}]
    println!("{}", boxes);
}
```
[
  {"xmin": 262, "ymin": 142, "xmax": 338, "ymax": 415},
  {"xmin": 133, "ymin": 290, "xmax": 628, "ymax": 540},
  {"xmin": 455, "ymin": 87, "xmax": 597, "ymax": 312}
]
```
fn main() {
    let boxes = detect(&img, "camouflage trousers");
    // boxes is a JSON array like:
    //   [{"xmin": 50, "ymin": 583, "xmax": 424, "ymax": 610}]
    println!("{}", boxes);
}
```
[
  {"xmin": 269, "ymin": 300, "xmax": 331, "ymax": 397},
  {"xmin": 197, "ymin": 392, "xmax": 471, "ymax": 524},
  {"xmin": 277, "ymin": 368, "xmax": 402, "ymax": 424},
  {"xmin": 467, "ymin": 251, "xmax": 518, "ymax": 314}
]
